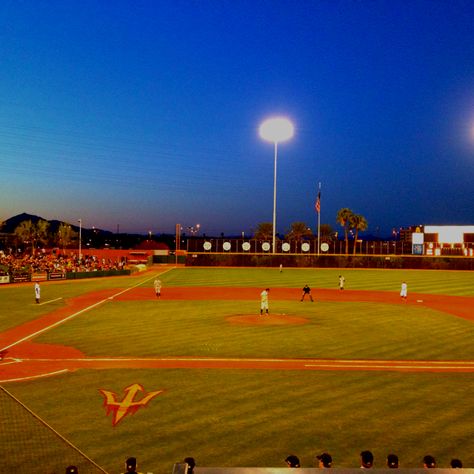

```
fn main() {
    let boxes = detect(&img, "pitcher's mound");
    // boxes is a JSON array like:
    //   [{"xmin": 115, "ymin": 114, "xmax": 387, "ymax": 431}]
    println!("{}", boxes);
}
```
[{"xmin": 227, "ymin": 314, "xmax": 309, "ymax": 326}]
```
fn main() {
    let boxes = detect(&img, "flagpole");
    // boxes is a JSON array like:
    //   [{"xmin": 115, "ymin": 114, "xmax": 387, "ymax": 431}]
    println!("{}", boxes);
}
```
[{"xmin": 317, "ymin": 182, "xmax": 321, "ymax": 255}]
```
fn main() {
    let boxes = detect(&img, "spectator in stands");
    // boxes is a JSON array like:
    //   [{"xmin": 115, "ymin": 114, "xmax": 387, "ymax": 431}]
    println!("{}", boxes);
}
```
[
  {"xmin": 65, "ymin": 466, "xmax": 78, "ymax": 474},
  {"xmin": 360, "ymin": 451, "xmax": 374, "ymax": 469},
  {"xmin": 450, "ymin": 459, "xmax": 463, "ymax": 468},
  {"xmin": 316, "ymin": 452, "xmax": 332, "ymax": 468},
  {"xmin": 387, "ymin": 454, "xmax": 399, "ymax": 468},
  {"xmin": 184, "ymin": 457, "xmax": 196, "ymax": 474},
  {"xmin": 423, "ymin": 455, "xmax": 436, "ymax": 468},
  {"xmin": 123, "ymin": 457, "xmax": 142, "ymax": 473},
  {"xmin": 285, "ymin": 455, "xmax": 301, "ymax": 468}
]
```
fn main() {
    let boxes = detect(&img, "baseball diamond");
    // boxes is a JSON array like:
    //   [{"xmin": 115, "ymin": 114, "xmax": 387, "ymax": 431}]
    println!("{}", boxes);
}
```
[{"xmin": 1, "ymin": 266, "xmax": 474, "ymax": 473}]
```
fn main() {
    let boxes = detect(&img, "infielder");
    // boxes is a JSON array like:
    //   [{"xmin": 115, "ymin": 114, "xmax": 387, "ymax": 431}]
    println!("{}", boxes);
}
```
[
  {"xmin": 260, "ymin": 288, "xmax": 270, "ymax": 315},
  {"xmin": 339, "ymin": 275, "xmax": 345, "ymax": 290},
  {"xmin": 154, "ymin": 278, "xmax": 162, "ymax": 298},
  {"xmin": 400, "ymin": 281, "xmax": 408, "ymax": 301},
  {"xmin": 300, "ymin": 284, "xmax": 314, "ymax": 302}
]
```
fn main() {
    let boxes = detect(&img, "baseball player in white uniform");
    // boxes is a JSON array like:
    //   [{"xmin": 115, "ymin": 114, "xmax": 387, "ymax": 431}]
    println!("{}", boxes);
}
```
[
  {"xmin": 400, "ymin": 281, "xmax": 408, "ymax": 301},
  {"xmin": 34, "ymin": 282, "xmax": 41, "ymax": 304},
  {"xmin": 154, "ymin": 278, "xmax": 162, "ymax": 298},
  {"xmin": 260, "ymin": 288, "xmax": 270, "ymax": 315}
]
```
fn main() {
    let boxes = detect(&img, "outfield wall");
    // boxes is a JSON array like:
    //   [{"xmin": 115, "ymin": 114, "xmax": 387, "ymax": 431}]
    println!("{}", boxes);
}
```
[
  {"xmin": 185, "ymin": 253, "xmax": 474, "ymax": 270},
  {"xmin": 66, "ymin": 269, "xmax": 131, "ymax": 279}
]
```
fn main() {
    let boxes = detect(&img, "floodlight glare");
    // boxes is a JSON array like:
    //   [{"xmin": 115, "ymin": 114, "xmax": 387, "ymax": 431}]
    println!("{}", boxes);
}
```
[
  {"xmin": 259, "ymin": 117, "xmax": 294, "ymax": 143},
  {"xmin": 259, "ymin": 116, "xmax": 294, "ymax": 254}
]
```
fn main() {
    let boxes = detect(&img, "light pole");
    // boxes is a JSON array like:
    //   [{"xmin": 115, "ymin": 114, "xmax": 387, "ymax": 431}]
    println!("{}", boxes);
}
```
[
  {"xmin": 259, "ymin": 117, "xmax": 294, "ymax": 253},
  {"xmin": 78, "ymin": 219, "xmax": 82, "ymax": 261}
]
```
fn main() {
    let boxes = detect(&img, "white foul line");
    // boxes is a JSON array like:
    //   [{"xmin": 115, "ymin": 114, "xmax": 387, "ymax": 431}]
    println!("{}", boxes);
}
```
[
  {"xmin": 304, "ymin": 363, "xmax": 474, "ymax": 370},
  {"xmin": 0, "ymin": 369, "xmax": 69, "ymax": 384},
  {"xmin": 37, "ymin": 297, "xmax": 63, "ymax": 306},
  {"xmin": 0, "ymin": 359, "xmax": 21, "ymax": 367},
  {"xmin": 11, "ymin": 356, "xmax": 474, "ymax": 372}
]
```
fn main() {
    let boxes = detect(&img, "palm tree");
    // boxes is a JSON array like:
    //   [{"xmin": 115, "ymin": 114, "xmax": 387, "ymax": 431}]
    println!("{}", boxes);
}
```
[
  {"xmin": 285, "ymin": 222, "xmax": 313, "ymax": 241},
  {"xmin": 320, "ymin": 223, "xmax": 335, "ymax": 240},
  {"xmin": 336, "ymin": 208, "xmax": 354, "ymax": 254},
  {"xmin": 254, "ymin": 222, "xmax": 274, "ymax": 240},
  {"xmin": 350, "ymin": 213, "xmax": 368, "ymax": 254}
]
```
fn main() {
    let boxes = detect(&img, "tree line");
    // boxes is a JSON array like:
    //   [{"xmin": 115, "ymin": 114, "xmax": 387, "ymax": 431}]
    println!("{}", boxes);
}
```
[
  {"xmin": 1, "ymin": 219, "xmax": 78, "ymax": 255},
  {"xmin": 1, "ymin": 207, "xmax": 368, "ymax": 255}
]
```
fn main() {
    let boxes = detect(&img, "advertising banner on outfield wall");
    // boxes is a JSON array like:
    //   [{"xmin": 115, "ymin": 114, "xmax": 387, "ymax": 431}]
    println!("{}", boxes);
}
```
[
  {"xmin": 48, "ymin": 272, "xmax": 66, "ymax": 281},
  {"xmin": 0, "ymin": 275, "xmax": 10, "ymax": 284},
  {"xmin": 31, "ymin": 272, "xmax": 48, "ymax": 282},
  {"xmin": 12, "ymin": 274, "xmax": 30, "ymax": 283}
]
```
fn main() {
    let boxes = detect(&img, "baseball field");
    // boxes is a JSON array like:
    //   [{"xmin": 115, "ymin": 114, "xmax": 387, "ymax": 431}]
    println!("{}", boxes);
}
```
[{"xmin": 1, "ymin": 266, "xmax": 474, "ymax": 473}]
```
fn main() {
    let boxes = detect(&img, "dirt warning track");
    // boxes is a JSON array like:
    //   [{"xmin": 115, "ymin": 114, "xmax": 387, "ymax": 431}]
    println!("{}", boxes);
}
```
[{"xmin": 1, "ymin": 286, "xmax": 473, "ymax": 383}]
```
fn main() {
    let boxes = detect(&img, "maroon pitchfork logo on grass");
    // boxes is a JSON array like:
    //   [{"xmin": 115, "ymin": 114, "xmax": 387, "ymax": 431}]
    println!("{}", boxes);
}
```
[{"xmin": 99, "ymin": 383, "xmax": 164, "ymax": 426}]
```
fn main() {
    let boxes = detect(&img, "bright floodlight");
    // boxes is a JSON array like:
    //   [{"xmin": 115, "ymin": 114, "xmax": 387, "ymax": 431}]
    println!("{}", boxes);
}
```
[
  {"xmin": 259, "ymin": 117, "xmax": 294, "ymax": 143},
  {"xmin": 259, "ymin": 116, "xmax": 294, "ymax": 254}
]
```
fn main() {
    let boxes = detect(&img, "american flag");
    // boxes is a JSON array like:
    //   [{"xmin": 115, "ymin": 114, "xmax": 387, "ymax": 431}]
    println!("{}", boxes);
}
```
[{"xmin": 315, "ymin": 190, "xmax": 321, "ymax": 213}]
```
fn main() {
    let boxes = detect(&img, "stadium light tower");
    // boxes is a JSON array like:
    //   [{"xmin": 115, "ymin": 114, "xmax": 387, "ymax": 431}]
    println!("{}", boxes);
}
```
[
  {"xmin": 78, "ymin": 219, "xmax": 82, "ymax": 261},
  {"xmin": 259, "ymin": 117, "xmax": 294, "ymax": 253}
]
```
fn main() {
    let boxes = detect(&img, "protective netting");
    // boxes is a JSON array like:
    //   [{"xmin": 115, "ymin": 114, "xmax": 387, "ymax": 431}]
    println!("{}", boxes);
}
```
[{"xmin": 0, "ymin": 385, "xmax": 107, "ymax": 473}]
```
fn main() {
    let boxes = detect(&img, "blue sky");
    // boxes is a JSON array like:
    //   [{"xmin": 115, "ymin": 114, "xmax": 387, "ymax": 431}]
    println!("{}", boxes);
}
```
[{"xmin": 1, "ymin": 0, "xmax": 473, "ymax": 236}]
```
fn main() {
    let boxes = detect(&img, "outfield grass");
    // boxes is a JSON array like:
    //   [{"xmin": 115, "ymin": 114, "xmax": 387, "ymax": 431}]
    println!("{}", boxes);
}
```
[
  {"xmin": 1, "ymin": 267, "xmax": 474, "ymax": 473},
  {"xmin": 0, "ymin": 275, "xmax": 141, "ymax": 332},
  {"xmin": 5, "ymin": 369, "xmax": 474, "ymax": 473},
  {"xmin": 161, "ymin": 267, "xmax": 474, "ymax": 296}
]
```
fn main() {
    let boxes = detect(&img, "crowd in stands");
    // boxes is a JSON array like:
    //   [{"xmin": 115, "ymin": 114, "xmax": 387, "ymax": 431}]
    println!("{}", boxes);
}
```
[{"xmin": 0, "ymin": 249, "xmax": 127, "ymax": 276}]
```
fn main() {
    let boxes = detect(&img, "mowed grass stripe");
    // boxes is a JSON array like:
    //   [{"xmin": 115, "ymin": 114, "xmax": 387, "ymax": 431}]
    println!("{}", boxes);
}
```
[
  {"xmin": 159, "ymin": 267, "xmax": 474, "ymax": 296},
  {"xmin": 3, "ymin": 267, "xmax": 474, "ymax": 474},
  {"xmin": 0, "ymin": 272, "xmax": 162, "ymax": 332},
  {"xmin": 6, "ymin": 369, "xmax": 474, "ymax": 472}
]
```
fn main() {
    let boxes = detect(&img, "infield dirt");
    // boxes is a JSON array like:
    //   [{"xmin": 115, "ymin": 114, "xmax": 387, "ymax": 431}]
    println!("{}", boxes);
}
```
[{"xmin": 1, "ymin": 285, "xmax": 474, "ymax": 383}]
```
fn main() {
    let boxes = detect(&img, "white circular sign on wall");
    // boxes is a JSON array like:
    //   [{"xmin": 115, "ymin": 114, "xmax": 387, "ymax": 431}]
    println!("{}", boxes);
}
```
[
  {"xmin": 321, "ymin": 242, "xmax": 330, "ymax": 252},
  {"xmin": 282, "ymin": 242, "xmax": 290, "ymax": 252},
  {"xmin": 262, "ymin": 242, "xmax": 271, "ymax": 252},
  {"xmin": 203, "ymin": 241, "xmax": 212, "ymax": 251},
  {"xmin": 301, "ymin": 242, "xmax": 310, "ymax": 252},
  {"xmin": 242, "ymin": 242, "xmax": 251, "ymax": 251},
  {"xmin": 223, "ymin": 242, "xmax": 231, "ymax": 251}
]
